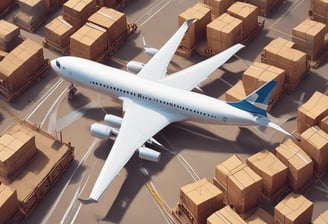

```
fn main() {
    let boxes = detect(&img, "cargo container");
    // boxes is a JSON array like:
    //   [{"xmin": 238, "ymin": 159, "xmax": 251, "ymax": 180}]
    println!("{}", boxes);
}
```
[
  {"xmin": 0, "ymin": 39, "xmax": 49, "ymax": 102},
  {"xmin": 313, "ymin": 210, "xmax": 328, "ymax": 224},
  {"xmin": 0, "ymin": 121, "xmax": 74, "ymax": 222},
  {"xmin": 0, "ymin": 19, "xmax": 21, "ymax": 52},
  {"xmin": 207, "ymin": 206, "xmax": 247, "ymax": 224},
  {"xmin": 63, "ymin": 0, "xmax": 97, "ymax": 28},
  {"xmin": 274, "ymin": 193, "xmax": 313, "ymax": 224},
  {"xmin": 297, "ymin": 91, "xmax": 328, "ymax": 133},
  {"xmin": 203, "ymin": 0, "xmax": 234, "ymax": 19}
]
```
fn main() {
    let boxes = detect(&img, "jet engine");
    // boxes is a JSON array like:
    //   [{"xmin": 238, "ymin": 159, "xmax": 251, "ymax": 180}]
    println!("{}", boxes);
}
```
[
  {"xmin": 90, "ymin": 123, "xmax": 118, "ymax": 139},
  {"xmin": 104, "ymin": 114, "xmax": 122, "ymax": 129},
  {"xmin": 127, "ymin": 61, "xmax": 144, "ymax": 73},
  {"xmin": 137, "ymin": 146, "xmax": 161, "ymax": 162}
]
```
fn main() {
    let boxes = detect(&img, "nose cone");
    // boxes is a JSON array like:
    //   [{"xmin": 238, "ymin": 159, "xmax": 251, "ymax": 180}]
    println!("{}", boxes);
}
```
[{"xmin": 50, "ymin": 59, "xmax": 61, "ymax": 73}]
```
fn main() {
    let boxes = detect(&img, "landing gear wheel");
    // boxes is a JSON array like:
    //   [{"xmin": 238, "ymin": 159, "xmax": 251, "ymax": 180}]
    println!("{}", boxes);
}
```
[{"xmin": 68, "ymin": 84, "xmax": 77, "ymax": 99}]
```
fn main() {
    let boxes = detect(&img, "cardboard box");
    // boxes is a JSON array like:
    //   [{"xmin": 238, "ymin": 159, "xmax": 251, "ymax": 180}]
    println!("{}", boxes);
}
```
[
  {"xmin": 297, "ymin": 91, "xmax": 328, "ymax": 133},
  {"xmin": 207, "ymin": 13, "xmax": 242, "ymax": 53},
  {"xmin": 0, "ymin": 184, "xmax": 18, "ymax": 224},
  {"xmin": 300, "ymin": 126, "xmax": 328, "ymax": 174},
  {"xmin": 242, "ymin": 62, "xmax": 285, "ymax": 100},
  {"xmin": 275, "ymin": 139, "xmax": 313, "ymax": 192},
  {"xmin": 0, "ymin": 0, "xmax": 14, "ymax": 12},
  {"xmin": 0, "ymin": 39, "xmax": 44, "ymax": 92},
  {"xmin": 45, "ymin": 16, "xmax": 76, "ymax": 47},
  {"xmin": 246, "ymin": 150, "xmax": 288, "ymax": 195},
  {"xmin": 18, "ymin": 0, "xmax": 46, "ymax": 15},
  {"xmin": 207, "ymin": 205, "xmax": 247, "ymax": 224},
  {"xmin": 245, "ymin": 208, "xmax": 274, "ymax": 224},
  {"xmin": 292, "ymin": 19, "xmax": 326, "ymax": 59},
  {"xmin": 274, "ymin": 193, "xmax": 313, "ymax": 224},
  {"xmin": 225, "ymin": 80, "xmax": 247, "ymax": 102},
  {"xmin": 0, "ymin": 20, "xmax": 20, "ymax": 43},
  {"xmin": 63, "ymin": 0, "xmax": 97, "ymax": 28},
  {"xmin": 70, "ymin": 23, "xmax": 107, "ymax": 60},
  {"xmin": 87, "ymin": 7, "xmax": 127, "ymax": 45},
  {"xmin": 13, "ymin": 11, "xmax": 44, "ymax": 28},
  {"xmin": 320, "ymin": 115, "xmax": 328, "ymax": 133},
  {"xmin": 179, "ymin": 3, "xmax": 211, "ymax": 49},
  {"xmin": 311, "ymin": 0, "xmax": 328, "ymax": 24},
  {"xmin": 227, "ymin": 2, "xmax": 258, "ymax": 39},
  {"xmin": 180, "ymin": 178, "xmax": 224, "ymax": 224},
  {"xmin": 227, "ymin": 164, "xmax": 262, "ymax": 213},
  {"xmin": 203, "ymin": 0, "xmax": 234, "ymax": 18},
  {"xmin": 313, "ymin": 210, "xmax": 328, "ymax": 224},
  {"xmin": 246, "ymin": 0, "xmax": 274, "ymax": 13}
]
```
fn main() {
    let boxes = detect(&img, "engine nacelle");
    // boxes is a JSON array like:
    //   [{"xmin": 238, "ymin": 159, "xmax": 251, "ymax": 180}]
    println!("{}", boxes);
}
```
[
  {"xmin": 127, "ymin": 61, "xmax": 144, "ymax": 73},
  {"xmin": 104, "ymin": 114, "xmax": 122, "ymax": 129},
  {"xmin": 137, "ymin": 147, "xmax": 161, "ymax": 163},
  {"xmin": 90, "ymin": 123, "xmax": 116, "ymax": 139}
]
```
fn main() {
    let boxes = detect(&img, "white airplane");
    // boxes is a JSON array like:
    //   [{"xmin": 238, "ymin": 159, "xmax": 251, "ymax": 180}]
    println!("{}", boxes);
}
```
[{"xmin": 50, "ymin": 19, "xmax": 297, "ymax": 202}]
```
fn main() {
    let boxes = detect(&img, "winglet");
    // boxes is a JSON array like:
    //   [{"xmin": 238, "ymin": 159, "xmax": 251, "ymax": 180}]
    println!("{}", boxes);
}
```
[{"xmin": 78, "ymin": 197, "xmax": 98, "ymax": 204}]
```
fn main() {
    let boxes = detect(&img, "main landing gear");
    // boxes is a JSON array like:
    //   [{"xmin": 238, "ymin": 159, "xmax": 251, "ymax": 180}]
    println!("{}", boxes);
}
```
[{"xmin": 68, "ymin": 83, "xmax": 77, "ymax": 99}]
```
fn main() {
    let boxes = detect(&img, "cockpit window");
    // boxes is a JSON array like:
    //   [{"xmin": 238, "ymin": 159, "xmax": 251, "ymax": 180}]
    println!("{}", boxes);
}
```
[{"xmin": 56, "ymin": 60, "xmax": 61, "ymax": 69}]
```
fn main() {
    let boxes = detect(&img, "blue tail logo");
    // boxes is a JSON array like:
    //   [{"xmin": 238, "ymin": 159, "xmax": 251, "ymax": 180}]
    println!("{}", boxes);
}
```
[{"xmin": 227, "ymin": 80, "xmax": 277, "ymax": 116}]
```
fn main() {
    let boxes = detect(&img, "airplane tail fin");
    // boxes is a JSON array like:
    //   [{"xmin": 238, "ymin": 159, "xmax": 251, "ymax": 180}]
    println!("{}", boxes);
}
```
[{"xmin": 227, "ymin": 80, "xmax": 276, "ymax": 117}]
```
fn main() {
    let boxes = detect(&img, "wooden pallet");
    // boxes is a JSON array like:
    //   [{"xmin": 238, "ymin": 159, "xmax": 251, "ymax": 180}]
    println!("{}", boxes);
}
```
[
  {"xmin": 43, "ymin": 39, "xmax": 69, "ymax": 55},
  {"xmin": 172, "ymin": 203, "xmax": 194, "ymax": 224},
  {"xmin": 12, "ymin": 15, "xmax": 47, "ymax": 33},
  {"xmin": 308, "ymin": 44, "xmax": 328, "ymax": 69},
  {"xmin": 261, "ymin": 186, "xmax": 291, "ymax": 204}
]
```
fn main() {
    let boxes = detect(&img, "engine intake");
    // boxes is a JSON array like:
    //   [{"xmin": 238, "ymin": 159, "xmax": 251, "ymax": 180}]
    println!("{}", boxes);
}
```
[
  {"xmin": 90, "ymin": 123, "xmax": 117, "ymax": 139},
  {"xmin": 104, "ymin": 114, "xmax": 122, "ymax": 129},
  {"xmin": 127, "ymin": 61, "xmax": 144, "ymax": 73},
  {"xmin": 137, "ymin": 146, "xmax": 161, "ymax": 163}
]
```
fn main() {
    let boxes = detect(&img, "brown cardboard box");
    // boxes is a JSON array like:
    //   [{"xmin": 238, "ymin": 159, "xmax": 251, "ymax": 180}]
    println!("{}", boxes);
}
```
[
  {"xmin": 242, "ymin": 62, "xmax": 285, "ymax": 100},
  {"xmin": 311, "ymin": 0, "xmax": 328, "ymax": 24},
  {"xmin": 275, "ymin": 139, "xmax": 313, "ymax": 192},
  {"xmin": 207, "ymin": 13, "xmax": 242, "ymax": 53},
  {"xmin": 245, "ymin": 208, "xmax": 274, "ymax": 224},
  {"xmin": 0, "ymin": 184, "xmax": 18, "ymax": 224},
  {"xmin": 0, "ymin": 0, "xmax": 14, "ymax": 12},
  {"xmin": 0, "ymin": 39, "xmax": 44, "ymax": 92},
  {"xmin": 203, "ymin": 0, "xmax": 234, "ymax": 18},
  {"xmin": 45, "ymin": 16, "xmax": 76, "ymax": 47},
  {"xmin": 179, "ymin": 3, "xmax": 211, "ymax": 49},
  {"xmin": 207, "ymin": 205, "xmax": 247, "ymax": 224},
  {"xmin": 0, "ymin": 132, "xmax": 37, "ymax": 177},
  {"xmin": 320, "ymin": 115, "xmax": 328, "ymax": 133},
  {"xmin": 13, "ymin": 11, "xmax": 44, "ymax": 28},
  {"xmin": 227, "ymin": 164, "xmax": 262, "ymax": 213},
  {"xmin": 313, "ymin": 210, "xmax": 328, "ymax": 224},
  {"xmin": 297, "ymin": 91, "xmax": 328, "ymax": 133},
  {"xmin": 63, "ymin": 0, "xmax": 97, "ymax": 28},
  {"xmin": 70, "ymin": 23, "xmax": 107, "ymax": 60},
  {"xmin": 274, "ymin": 193, "xmax": 313, "ymax": 224},
  {"xmin": 0, "ymin": 20, "xmax": 20, "ymax": 43},
  {"xmin": 246, "ymin": 149, "xmax": 288, "ymax": 196},
  {"xmin": 180, "ymin": 178, "xmax": 224, "ymax": 224},
  {"xmin": 18, "ymin": 0, "xmax": 45, "ymax": 15},
  {"xmin": 225, "ymin": 80, "xmax": 247, "ymax": 102},
  {"xmin": 227, "ymin": 2, "xmax": 258, "ymax": 39},
  {"xmin": 292, "ymin": 19, "xmax": 326, "ymax": 59},
  {"xmin": 87, "ymin": 7, "xmax": 127, "ymax": 45},
  {"xmin": 246, "ymin": 0, "xmax": 274, "ymax": 14},
  {"xmin": 300, "ymin": 126, "xmax": 328, "ymax": 174}
]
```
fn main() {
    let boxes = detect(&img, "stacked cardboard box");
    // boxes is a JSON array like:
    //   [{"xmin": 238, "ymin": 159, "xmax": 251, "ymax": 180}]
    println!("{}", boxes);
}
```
[
  {"xmin": 70, "ymin": 23, "xmax": 107, "ymax": 61},
  {"xmin": 300, "ymin": 126, "xmax": 328, "ymax": 174},
  {"xmin": 297, "ymin": 91, "xmax": 328, "ymax": 133},
  {"xmin": 275, "ymin": 139, "xmax": 313, "ymax": 192},
  {"xmin": 180, "ymin": 178, "xmax": 224, "ymax": 224},
  {"xmin": 0, "ymin": 20, "xmax": 20, "ymax": 52},
  {"xmin": 207, "ymin": 13, "xmax": 242, "ymax": 54},
  {"xmin": 0, "ymin": 39, "xmax": 45, "ymax": 92},
  {"xmin": 87, "ymin": 7, "xmax": 127, "ymax": 45},
  {"xmin": 311, "ymin": 0, "xmax": 328, "ymax": 24},
  {"xmin": 207, "ymin": 206, "xmax": 247, "ymax": 224},
  {"xmin": 313, "ymin": 210, "xmax": 328, "ymax": 224},
  {"xmin": 262, "ymin": 37, "xmax": 308, "ymax": 91},
  {"xmin": 245, "ymin": 208, "xmax": 274, "ymax": 224},
  {"xmin": 45, "ymin": 16, "xmax": 76, "ymax": 49},
  {"xmin": 14, "ymin": 0, "xmax": 46, "ymax": 29},
  {"xmin": 246, "ymin": 150, "xmax": 288, "ymax": 196},
  {"xmin": 0, "ymin": 0, "xmax": 15, "ymax": 12},
  {"xmin": 320, "ymin": 115, "xmax": 328, "ymax": 133},
  {"xmin": 225, "ymin": 80, "xmax": 247, "ymax": 102},
  {"xmin": 96, "ymin": 0, "xmax": 116, "ymax": 7},
  {"xmin": 242, "ymin": 62, "xmax": 285, "ymax": 105},
  {"xmin": 0, "ymin": 184, "xmax": 18, "ymax": 224},
  {"xmin": 246, "ymin": 0, "xmax": 275, "ymax": 15},
  {"xmin": 274, "ymin": 193, "xmax": 313, "ymax": 224},
  {"xmin": 63, "ymin": 0, "xmax": 97, "ymax": 28},
  {"xmin": 227, "ymin": 2, "xmax": 258, "ymax": 40},
  {"xmin": 178, "ymin": 3, "xmax": 211, "ymax": 49},
  {"xmin": 203, "ymin": 0, "xmax": 234, "ymax": 19},
  {"xmin": 292, "ymin": 19, "xmax": 326, "ymax": 59},
  {"xmin": 45, "ymin": 0, "xmax": 66, "ymax": 12},
  {"xmin": 0, "ymin": 132, "xmax": 37, "ymax": 178}
]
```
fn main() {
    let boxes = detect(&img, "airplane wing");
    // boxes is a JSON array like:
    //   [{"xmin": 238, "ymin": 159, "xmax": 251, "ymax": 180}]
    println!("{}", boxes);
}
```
[
  {"xmin": 159, "ymin": 44, "xmax": 245, "ymax": 91},
  {"xmin": 87, "ymin": 99, "xmax": 186, "ymax": 201},
  {"xmin": 137, "ymin": 18, "xmax": 195, "ymax": 81}
]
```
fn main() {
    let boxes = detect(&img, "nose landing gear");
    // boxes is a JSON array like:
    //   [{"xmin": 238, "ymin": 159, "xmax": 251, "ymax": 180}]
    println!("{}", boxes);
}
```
[{"xmin": 68, "ymin": 84, "xmax": 77, "ymax": 99}]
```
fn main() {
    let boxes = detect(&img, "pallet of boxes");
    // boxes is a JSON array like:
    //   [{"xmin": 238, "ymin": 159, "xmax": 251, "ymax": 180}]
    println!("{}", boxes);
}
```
[
  {"xmin": 246, "ymin": 0, "xmax": 283, "ymax": 17},
  {"xmin": 0, "ymin": 121, "xmax": 74, "ymax": 223},
  {"xmin": 0, "ymin": 0, "xmax": 16, "ymax": 18},
  {"xmin": 0, "ymin": 37, "xmax": 49, "ymax": 101},
  {"xmin": 309, "ymin": 0, "xmax": 328, "ymax": 25},
  {"xmin": 0, "ymin": 19, "xmax": 22, "ymax": 53}
]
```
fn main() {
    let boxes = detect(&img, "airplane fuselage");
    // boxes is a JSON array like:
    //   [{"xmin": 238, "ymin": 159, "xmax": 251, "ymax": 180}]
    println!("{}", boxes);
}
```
[{"xmin": 52, "ymin": 56, "xmax": 259, "ymax": 127}]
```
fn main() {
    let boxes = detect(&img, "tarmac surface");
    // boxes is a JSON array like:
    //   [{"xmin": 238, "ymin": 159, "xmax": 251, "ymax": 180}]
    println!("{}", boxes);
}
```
[{"xmin": 0, "ymin": 0, "xmax": 328, "ymax": 223}]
